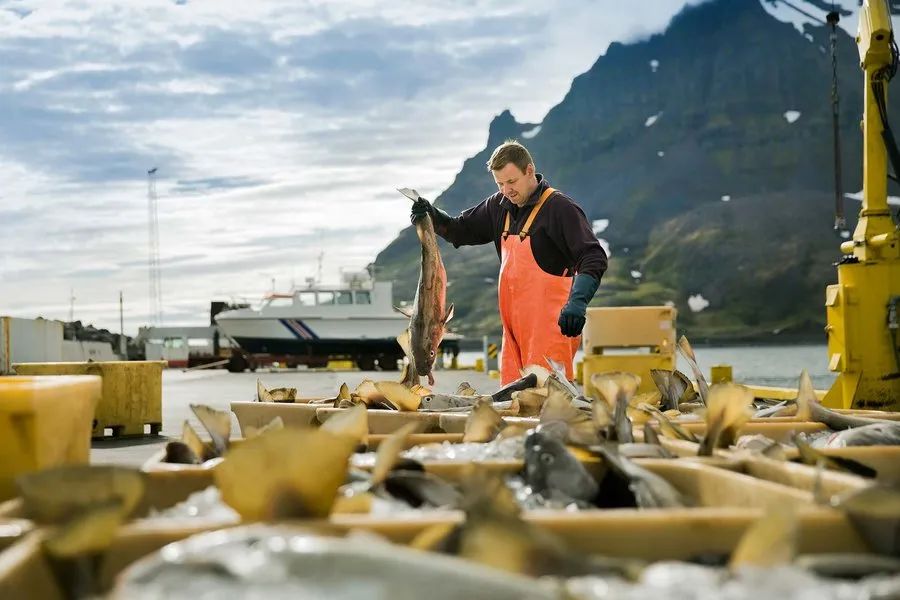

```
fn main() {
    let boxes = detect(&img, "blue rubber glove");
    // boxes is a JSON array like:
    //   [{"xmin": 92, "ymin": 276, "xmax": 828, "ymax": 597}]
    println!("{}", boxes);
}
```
[{"xmin": 558, "ymin": 273, "xmax": 600, "ymax": 337}]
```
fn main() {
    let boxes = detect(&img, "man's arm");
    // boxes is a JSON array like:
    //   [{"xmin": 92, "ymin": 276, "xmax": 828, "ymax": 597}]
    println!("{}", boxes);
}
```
[{"xmin": 411, "ymin": 196, "xmax": 497, "ymax": 248}]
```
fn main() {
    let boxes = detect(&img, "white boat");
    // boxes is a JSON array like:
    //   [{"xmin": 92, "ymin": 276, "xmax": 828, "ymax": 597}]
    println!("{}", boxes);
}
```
[{"xmin": 215, "ymin": 270, "xmax": 436, "ymax": 371}]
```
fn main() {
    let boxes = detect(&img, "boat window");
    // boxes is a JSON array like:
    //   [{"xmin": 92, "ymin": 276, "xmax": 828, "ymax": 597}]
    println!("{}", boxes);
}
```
[
  {"xmin": 296, "ymin": 292, "xmax": 316, "ymax": 307},
  {"xmin": 318, "ymin": 292, "xmax": 335, "ymax": 305},
  {"xmin": 355, "ymin": 291, "xmax": 371, "ymax": 304},
  {"xmin": 188, "ymin": 339, "xmax": 210, "ymax": 347},
  {"xmin": 266, "ymin": 297, "xmax": 294, "ymax": 308},
  {"xmin": 336, "ymin": 291, "xmax": 353, "ymax": 305}
]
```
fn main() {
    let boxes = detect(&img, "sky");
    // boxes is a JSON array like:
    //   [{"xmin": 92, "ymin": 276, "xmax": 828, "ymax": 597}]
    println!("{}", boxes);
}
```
[{"xmin": 0, "ymin": 0, "xmax": 876, "ymax": 334}]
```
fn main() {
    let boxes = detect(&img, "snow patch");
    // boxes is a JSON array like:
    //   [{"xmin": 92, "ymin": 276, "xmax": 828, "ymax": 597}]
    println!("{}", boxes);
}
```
[
  {"xmin": 758, "ymin": 0, "xmax": 860, "ymax": 38},
  {"xmin": 688, "ymin": 294, "xmax": 710, "ymax": 313},
  {"xmin": 630, "ymin": 270, "xmax": 642, "ymax": 279},
  {"xmin": 784, "ymin": 110, "xmax": 801, "ymax": 124},
  {"xmin": 845, "ymin": 189, "xmax": 900, "ymax": 206},
  {"xmin": 598, "ymin": 238, "xmax": 611, "ymax": 258},
  {"xmin": 592, "ymin": 219, "xmax": 609, "ymax": 234},
  {"xmin": 645, "ymin": 112, "xmax": 662, "ymax": 127},
  {"xmin": 840, "ymin": 230, "xmax": 851, "ymax": 239},
  {"xmin": 803, "ymin": 33, "xmax": 814, "ymax": 43},
  {"xmin": 521, "ymin": 125, "xmax": 541, "ymax": 139},
  {"xmin": 657, "ymin": 151, "xmax": 665, "ymax": 157},
  {"xmin": 649, "ymin": 59, "xmax": 659, "ymax": 73},
  {"xmin": 721, "ymin": 195, "xmax": 731, "ymax": 202}
]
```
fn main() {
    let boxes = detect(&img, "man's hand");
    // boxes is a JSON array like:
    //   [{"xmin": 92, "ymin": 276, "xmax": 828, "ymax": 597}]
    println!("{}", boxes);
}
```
[
  {"xmin": 558, "ymin": 273, "xmax": 600, "ymax": 337},
  {"xmin": 410, "ymin": 197, "xmax": 434, "ymax": 224}
]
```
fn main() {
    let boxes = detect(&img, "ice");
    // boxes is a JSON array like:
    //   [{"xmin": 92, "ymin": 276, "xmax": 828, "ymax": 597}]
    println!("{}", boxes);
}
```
[
  {"xmin": 784, "ymin": 110, "xmax": 801, "ymax": 124},
  {"xmin": 645, "ymin": 112, "xmax": 662, "ymax": 127},
  {"xmin": 146, "ymin": 486, "xmax": 239, "ymax": 522},
  {"xmin": 521, "ymin": 125, "xmax": 542, "ymax": 139},
  {"xmin": 566, "ymin": 564, "xmax": 894, "ymax": 600},
  {"xmin": 506, "ymin": 475, "xmax": 590, "ymax": 511},
  {"xmin": 402, "ymin": 436, "xmax": 526, "ymax": 462},
  {"xmin": 687, "ymin": 294, "xmax": 709, "ymax": 313}
]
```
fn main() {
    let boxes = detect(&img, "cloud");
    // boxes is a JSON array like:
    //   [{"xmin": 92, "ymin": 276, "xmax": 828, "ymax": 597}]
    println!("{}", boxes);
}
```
[{"xmin": 0, "ymin": 0, "xmax": 740, "ymax": 333}]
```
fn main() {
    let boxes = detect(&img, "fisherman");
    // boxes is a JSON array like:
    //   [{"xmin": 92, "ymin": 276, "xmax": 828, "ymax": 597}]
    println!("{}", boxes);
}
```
[{"xmin": 411, "ymin": 140, "xmax": 607, "ymax": 384}]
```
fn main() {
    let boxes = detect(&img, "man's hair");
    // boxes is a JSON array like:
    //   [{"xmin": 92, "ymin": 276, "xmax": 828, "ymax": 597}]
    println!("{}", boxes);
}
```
[{"xmin": 486, "ymin": 139, "xmax": 534, "ymax": 173}]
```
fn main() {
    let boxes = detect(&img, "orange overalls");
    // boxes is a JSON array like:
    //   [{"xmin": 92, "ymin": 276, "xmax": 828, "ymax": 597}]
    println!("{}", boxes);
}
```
[{"xmin": 498, "ymin": 187, "xmax": 580, "ymax": 384}]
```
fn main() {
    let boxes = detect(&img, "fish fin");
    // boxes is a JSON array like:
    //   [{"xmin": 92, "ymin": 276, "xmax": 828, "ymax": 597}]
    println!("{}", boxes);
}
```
[
  {"xmin": 180, "ymin": 419, "xmax": 211, "ymax": 462},
  {"xmin": 672, "ymin": 369, "xmax": 697, "ymax": 404},
  {"xmin": 520, "ymin": 364, "xmax": 551, "ymax": 388},
  {"xmin": 396, "ymin": 330, "xmax": 412, "ymax": 357},
  {"xmin": 214, "ymin": 428, "xmax": 357, "ymax": 521},
  {"xmin": 42, "ymin": 499, "xmax": 126, "ymax": 559},
  {"xmin": 637, "ymin": 403, "xmax": 698, "ymax": 443},
  {"xmin": 17, "ymin": 466, "xmax": 145, "ymax": 525},
  {"xmin": 643, "ymin": 422, "xmax": 662, "ymax": 446},
  {"xmin": 443, "ymin": 303, "xmax": 455, "ymax": 325},
  {"xmin": 338, "ymin": 382, "xmax": 351, "ymax": 402},
  {"xmin": 319, "ymin": 403, "xmax": 368, "ymax": 445},
  {"xmin": 760, "ymin": 441, "xmax": 787, "ymax": 461},
  {"xmin": 371, "ymin": 422, "xmax": 419, "ymax": 486},
  {"xmin": 728, "ymin": 505, "xmax": 797, "ymax": 569},
  {"xmin": 375, "ymin": 381, "xmax": 422, "ymax": 411},
  {"xmin": 245, "ymin": 416, "xmax": 284, "ymax": 440},
  {"xmin": 698, "ymin": 383, "xmax": 753, "ymax": 456},
  {"xmin": 189, "ymin": 404, "xmax": 232, "ymax": 457},
  {"xmin": 410, "ymin": 522, "xmax": 459, "ymax": 552},
  {"xmin": 794, "ymin": 369, "xmax": 815, "ymax": 421},
  {"xmin": 456, "ymin": 382, "xmax": 477, "ymax": 396},
  {"xmin": 393, "ymin": 305, "xmax": 415, "ymax": 319},
  {"xmin": 397, "ymin": 187, "xmax": 421, "ymax": 201},
  {"xmin": 676, "ymin": 336, "xmax": 710, "ymax": 406},
  {"xmin": 256, "ymin": 379, "xmax": 273, "ymax": 402},
  {"xmin": 463, "ymin": 401, "xmax": 504, "ymax": 443}
]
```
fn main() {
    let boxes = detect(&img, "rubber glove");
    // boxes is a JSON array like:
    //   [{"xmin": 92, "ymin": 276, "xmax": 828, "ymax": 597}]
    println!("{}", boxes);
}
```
[{"xmin": 558, "ymin": 273, "xmax": 600, "ymax": 337}]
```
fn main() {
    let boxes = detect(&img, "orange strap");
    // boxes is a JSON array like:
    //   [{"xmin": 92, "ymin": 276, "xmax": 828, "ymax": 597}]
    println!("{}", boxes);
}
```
[{"xmin": 502, "ymin": 187, "xmax": 556, "ymax": 240}]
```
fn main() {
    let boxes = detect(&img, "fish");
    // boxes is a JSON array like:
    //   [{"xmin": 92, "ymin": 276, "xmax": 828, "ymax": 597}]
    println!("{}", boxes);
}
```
[
  {"xmin": 189, "ymin": 404, "xmax": 232, "ymax": 457},
  {"xmin": 824, "ymin": 422, "xmax": 900, "ymax": 448},
  {"xmin": 794, "ymin": 553, "xmax": 900, "ymax": 579},
  {"xmin": 793, "ymin": 433, "xmax": 877, "ymax": 478},
  {"xmin": 114, "ymin": 525, "xmax": 558, "ymax": 600},
  {"xmin": 513, "ymin": 388, "xmax": 549, "ymax": 417},
  {"xmin": 643, "ymin": 422, "xmax": 663, "ymax": 446},
  {"xmin": 728, "ymin": 505, "xmax": 797, "ymax": 569},
  {"xmin": 698, "ymin": 383, "xmax": 754, "ymax": 456},
  {"xmin": 164, "ymin": 420, "xmax": 212, "ymax": 464},
  {"xmin": 375, "ymin": 381, "xmax": 422, "ymax": 411},
  {"xmin": 590, "ymin": 445, "xmax": 688, "ymax": 508},
  {"xmin": 545, "ymin": 357, "xmax": 586, "ymax": 400},
  {"xmin": 319, "ymin": 403, "xmax": 368, "ymax": 446},
  {"xmin": 243, "ymin": 416, "xmax": 285, "ymax": 440},
  {"xmin": 829, "ymin": 483, "xmax": 900, "ymax": 555},
  {"xmin": 419, "ymin": 393, "xmax": 489, "ymax": 411},
  {"xmin": 649, "ymin": 369, "xmax": 696, "ymax": 412},
  {"xmin": 793, "ymin": 369, "xmax": 898, "ymax": 433},
  {"xmin": 395, "ymin": 187, "xmax": 455, "ymax": 387},
  {"xmin": 591, "ymin": 372, "xmax": 639, "ymax": 443},
  {"xmin": 492, "ymin": 373, "xmax": 539, "ymax": 403},
  {"xmin": 352, "ymin": 379, "xmax": 386, "ymax": 406},
  {"xmin": 256, "ymin": 379, "xmax": 297, "ymax": 403},
  {"xmin": 214, "ymin": 428, "xmax": 358, "ymax": 521},
  {"xmin": 638, "ymin": 403, "xmax": 699, "ymax": 443},
  {"xmin": 413, "ymin": 469, "xmax": 643, "ymax": 579},
  {"xmin": 676, "ymin": 336, "xmax": 709, "ymax": 406},
  {"xmin": 753, "ymin": 400, "xmax": 790, "ymax": 419},
  {"xmin": 523, "ymin": 429, "xmax": 599, "ymax": 504}
]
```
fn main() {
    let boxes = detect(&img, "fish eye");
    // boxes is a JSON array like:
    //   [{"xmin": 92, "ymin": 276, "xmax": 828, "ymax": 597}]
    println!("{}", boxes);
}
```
[
  {"xmin": 540, "ymin": 453, "xmax": 554, "ymax": 466},
  {"xmin": 429, "ymin": 350, "xmax": 435, "ymax": 358}
]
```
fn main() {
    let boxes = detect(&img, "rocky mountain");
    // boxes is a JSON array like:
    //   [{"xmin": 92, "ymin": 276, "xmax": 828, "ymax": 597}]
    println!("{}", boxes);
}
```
[{"xmin": 375, "ymin": 0, "xmax": 899, "ymax": 343}]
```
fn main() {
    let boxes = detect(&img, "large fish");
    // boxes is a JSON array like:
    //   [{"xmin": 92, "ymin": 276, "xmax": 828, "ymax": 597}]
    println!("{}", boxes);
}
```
[
  {"xmin": 396, "ymin": 188, "xmax": 454, "ymax": 386},
  {"xmin": 523, "ymin": 429, "xmax": 599, "ymax": 504}
]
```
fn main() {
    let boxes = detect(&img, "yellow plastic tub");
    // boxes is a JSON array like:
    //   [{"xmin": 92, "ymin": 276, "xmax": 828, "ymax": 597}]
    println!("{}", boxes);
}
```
[
  {"xmin": 13, "ymin": 361, "xmax": 164, "ymax": 438},
  {"xmin": 0, "ymin": 375, "xmax": 101, "ymax": 501}
]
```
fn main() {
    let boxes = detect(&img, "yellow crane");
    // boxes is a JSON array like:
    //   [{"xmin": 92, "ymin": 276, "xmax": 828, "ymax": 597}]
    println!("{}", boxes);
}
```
[{"xmin": 824, "ymin": 0, "xmax": 900, "ymax": 410}]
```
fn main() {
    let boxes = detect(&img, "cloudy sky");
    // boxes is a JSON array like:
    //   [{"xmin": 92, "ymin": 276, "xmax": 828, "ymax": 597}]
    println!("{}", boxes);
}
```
[{"xmin": 0, "ymin": 0, "xmax": 871, "ymax": 334}]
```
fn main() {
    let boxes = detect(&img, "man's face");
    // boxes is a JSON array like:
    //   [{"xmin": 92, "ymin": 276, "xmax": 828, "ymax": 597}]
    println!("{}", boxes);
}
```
[{"xmin": 492, "ymin": 162, "xmax": 535, "ymax": 206}]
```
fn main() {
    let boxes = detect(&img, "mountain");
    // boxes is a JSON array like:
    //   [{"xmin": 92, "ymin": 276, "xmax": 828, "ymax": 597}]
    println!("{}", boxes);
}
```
[{"xmin": 375, "ymin": 0, "xmax": 898, "ymax": 343}]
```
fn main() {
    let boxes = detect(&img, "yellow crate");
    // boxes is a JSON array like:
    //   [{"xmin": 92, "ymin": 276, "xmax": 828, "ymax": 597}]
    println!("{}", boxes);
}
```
[
  {"xmin": 582, "ymin": 353, "xmax": 675, "ymax": 396},
  {"xmin": 582, "ymin": 305, "xmax": 676, "ymax": 353},
  {"xmin": 12, "ymin": 361, "xmax": 165, "ymax": 438},
  {"xmin": 0, "ymin": 375, "xmax": 101, "ymax": 501}
]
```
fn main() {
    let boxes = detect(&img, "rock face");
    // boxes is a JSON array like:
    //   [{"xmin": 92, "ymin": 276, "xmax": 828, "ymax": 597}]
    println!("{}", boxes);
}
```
[{"xmin": 376, "ymin": 0, "xmax": 895, "ymax": 342}]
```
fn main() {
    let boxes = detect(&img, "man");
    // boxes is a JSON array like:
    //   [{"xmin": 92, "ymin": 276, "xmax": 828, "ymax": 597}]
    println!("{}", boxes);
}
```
[{"xmin": 411, "ymin": 140, "xmax": 607, "ymax": 384}]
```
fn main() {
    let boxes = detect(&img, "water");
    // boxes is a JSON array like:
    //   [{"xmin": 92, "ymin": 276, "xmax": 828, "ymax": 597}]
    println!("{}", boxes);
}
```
[{"xmin": 452, "ymin": 344, "xmax": 835, "ymax": 390}]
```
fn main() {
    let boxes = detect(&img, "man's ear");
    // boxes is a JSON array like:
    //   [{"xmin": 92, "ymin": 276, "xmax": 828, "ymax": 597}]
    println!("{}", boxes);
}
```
[{"xmin": 526, "ymin": 163, "xmax": 534, "ymax": 177}]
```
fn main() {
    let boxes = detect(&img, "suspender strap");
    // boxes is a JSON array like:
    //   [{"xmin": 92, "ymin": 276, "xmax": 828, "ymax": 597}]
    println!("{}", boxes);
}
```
[{"xmin": 502, "ymin": 187, "xmax": 556, "ymax": 240}]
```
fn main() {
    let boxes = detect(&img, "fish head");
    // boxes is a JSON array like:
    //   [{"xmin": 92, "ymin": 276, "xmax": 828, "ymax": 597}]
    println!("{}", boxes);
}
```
[{"xmin": 523, "ymin": 430, "xmax": 569, "ymax": 492}]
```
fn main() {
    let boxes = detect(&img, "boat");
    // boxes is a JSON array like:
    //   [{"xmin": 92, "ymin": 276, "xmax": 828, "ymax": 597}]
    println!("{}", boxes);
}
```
[{"xmin": 214, "ymin": 270, "xmax": 458, "ymax": 372}]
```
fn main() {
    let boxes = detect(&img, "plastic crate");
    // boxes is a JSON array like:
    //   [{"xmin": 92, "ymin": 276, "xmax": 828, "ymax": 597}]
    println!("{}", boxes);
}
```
[
  {"xmin": 12, "ymin": 361, "xmax": 165, "ymax": 438},
  {"xmin": 0, "ymin": 375, "xmax": 101, "ymax": 500}
]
